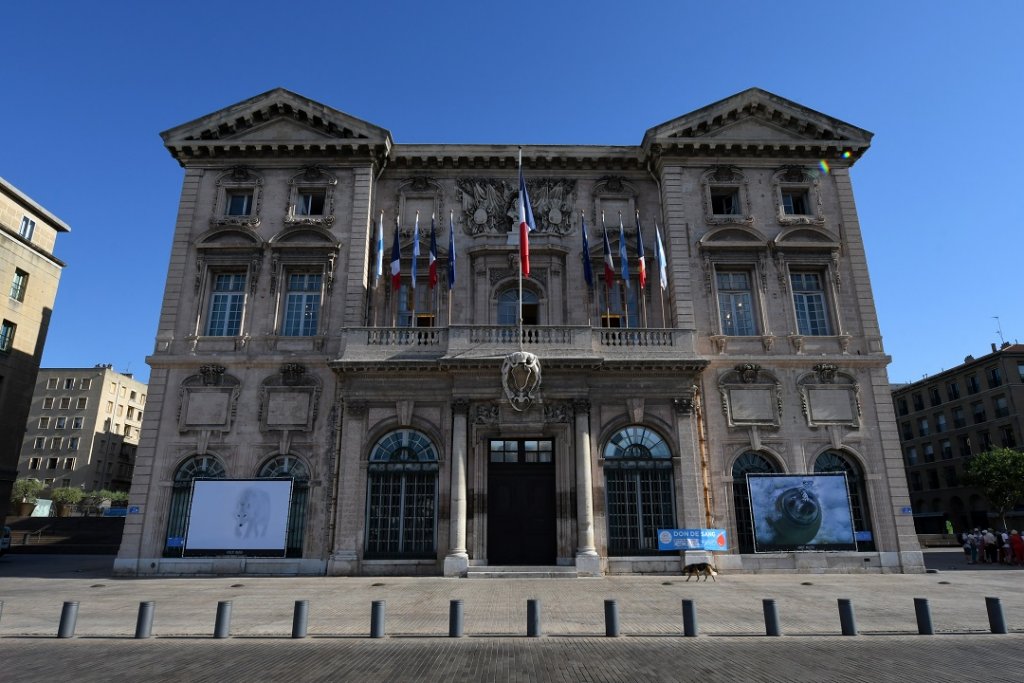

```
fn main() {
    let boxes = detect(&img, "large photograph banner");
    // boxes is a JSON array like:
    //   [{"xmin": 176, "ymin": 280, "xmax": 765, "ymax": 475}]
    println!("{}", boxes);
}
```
[
  {"xmin": 184, "ymin": 479, "xmax": 292, "ymax": 557},
  {"xmin": 747, "ymin": 474, "xmax": 856, "ymax": 552}
]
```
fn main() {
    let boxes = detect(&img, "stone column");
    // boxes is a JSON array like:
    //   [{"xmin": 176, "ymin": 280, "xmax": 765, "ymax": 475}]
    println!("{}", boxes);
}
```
[
  {"xmin": 444, "ymin": 399, "xmax": 470, "ymax": 576},
  {"xmin": 674, "ymin": 390, "xmax": 709, "ymax": 566},
  {"xmin": 573, "ymin": 399, "xmax": 601, "ymax": 576},
  {"xmin": 327, "ymin": 400, "xmax": 366, "ymax": 575}
]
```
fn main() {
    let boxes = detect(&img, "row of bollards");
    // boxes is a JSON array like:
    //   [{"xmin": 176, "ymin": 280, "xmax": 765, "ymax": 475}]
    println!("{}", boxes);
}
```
[{"xmin": 48, "ymin": 595, "xmax": 1013, "ymax": 639}]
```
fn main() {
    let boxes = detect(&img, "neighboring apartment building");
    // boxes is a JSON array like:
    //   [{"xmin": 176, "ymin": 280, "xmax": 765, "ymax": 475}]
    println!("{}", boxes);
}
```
[
  {"xmin": 15, "ymin": 366, "xmax": 147, "ymax": 492},
  {"xmin": 892, "ymin": 343, "xmax": 1024, "ymax": 533},
  {"xmin": 115, "ymin": 87, "xmax": 922, "ymax": 577},
  {"xmin": 0, "ymin": 176, "xmax": 68, "ymax": 524}
]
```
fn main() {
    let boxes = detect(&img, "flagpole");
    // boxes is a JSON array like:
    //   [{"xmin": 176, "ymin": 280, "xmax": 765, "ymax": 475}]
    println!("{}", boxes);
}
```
[
  {"xmin": 637, "ymin": 211, "xmax": 649, "ymax": 329},
  {"xmin": 655, "ymin": 220, "xmax": 666, "ymax": 326},
  {"xmin": 581, "ymin": 210, "xmax": 592, "ymax": 328},
  {"xmin": 448, "ymin": 210, "xmax": 454, "ymax": 327},
  {"xmin": 601, "ymin": 211, "xmax": 611, "ymax": 328},
  {"xmin": 517, "ymin": 148, "xmax": 524, "ymax": 351},
  {"xmin": 618, "ymin": 211, "xmax": 630, "ymax": 329},
  {"xmin": 392, "ymin": 215, "xmax": 399, "ymax": 328}
]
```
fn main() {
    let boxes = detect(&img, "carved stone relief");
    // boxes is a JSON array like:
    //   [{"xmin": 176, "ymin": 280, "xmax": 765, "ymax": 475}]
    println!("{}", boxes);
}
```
[
  {"xmin": 797, "ymin": 367, "xmax": 861, "ymax": 428},
  {"xmin": 718, "ymin": 364, "xmax": 782, "ymax": 429},
  {"xmin": 257, "ymin": 364, "xmax": 322, "ymax": 433},
  {"xmin": 457, "ymin": 178, "xmax": 577, "ymax": 236}
]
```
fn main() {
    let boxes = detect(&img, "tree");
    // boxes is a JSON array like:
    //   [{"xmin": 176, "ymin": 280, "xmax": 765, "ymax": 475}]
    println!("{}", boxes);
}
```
[
  {"xmin": 10, "ymin": 478, "xmax": 44, "ymax": 503},
  {"xmin": 962, "ymin": 447, "xmax": 1024, "ymax": 528}
]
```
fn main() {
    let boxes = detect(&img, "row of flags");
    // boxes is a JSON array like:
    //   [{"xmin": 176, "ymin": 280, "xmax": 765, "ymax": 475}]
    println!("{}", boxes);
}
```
[{"xmin": 375, "ymin": 164, "xmax": 669, "ymax": 293}]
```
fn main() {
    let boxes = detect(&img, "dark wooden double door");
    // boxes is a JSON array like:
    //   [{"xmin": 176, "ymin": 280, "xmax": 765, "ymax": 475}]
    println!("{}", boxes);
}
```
[{"xmin": 487, "ymin": 462, "xmax": 556, "ymax": 565}]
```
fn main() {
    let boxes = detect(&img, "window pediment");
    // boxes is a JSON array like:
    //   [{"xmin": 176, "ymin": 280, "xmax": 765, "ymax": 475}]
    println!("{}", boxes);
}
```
[{"xmin": 699, "ymin": 226, "xmax": 768, "ymax": 251}]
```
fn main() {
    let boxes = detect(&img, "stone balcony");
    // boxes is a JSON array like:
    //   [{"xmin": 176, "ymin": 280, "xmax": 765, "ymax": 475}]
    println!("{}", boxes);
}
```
[{"xmin": 334, "ymin": 325, "xmax": 698, "ymax": 367}]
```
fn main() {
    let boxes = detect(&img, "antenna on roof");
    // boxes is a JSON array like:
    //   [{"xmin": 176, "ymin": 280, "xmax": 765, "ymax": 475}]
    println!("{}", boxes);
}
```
[{"xmin": 994, "ymin": 316, "xmax": 1005, "ymax": 346}]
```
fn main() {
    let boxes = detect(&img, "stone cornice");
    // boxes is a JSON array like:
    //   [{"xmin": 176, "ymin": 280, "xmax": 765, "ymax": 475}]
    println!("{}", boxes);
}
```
[{"xmin": 165, "ymin": 140, "xmax": 390, "ymax": 166}]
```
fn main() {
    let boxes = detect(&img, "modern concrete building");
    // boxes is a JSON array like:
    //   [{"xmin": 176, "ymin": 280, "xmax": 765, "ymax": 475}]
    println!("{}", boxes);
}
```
[
  {"xmin": 115, "ymin": 87, "xmax": 923, "ymax": 576},
  {"xmin": 892, "ymin": 343, "xmax": 1024, "ymax": 533},
  {"xmin": 15, "ymin": 365, "xmax": 147, "ymax": 492},
  {"xmin": 0, "ymin": 177, "xmax": 68, "ymax": 524}
]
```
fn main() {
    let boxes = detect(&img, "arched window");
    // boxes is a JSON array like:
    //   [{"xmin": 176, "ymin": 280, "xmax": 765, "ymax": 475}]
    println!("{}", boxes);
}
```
[
  {"xmin": 164, "ymin": 455, "xmax": 226, "ymax": 556},
  {"xmin": 814, "ymin": 450, "xmax": 874, "ymax": 551},
  {"xmin": 732, "ymin": 452, "xmax": 780, "ymax": 553},
  {"xmin": 258, "ymin": 455, "xmax": 310, "ymax": 557},
  {"xmin": 603, "ymin": 426, "xmax": 674, "ymax": 555},
  {"xmin": 365, "ymin": 430, "xmax": 439, "ymax": 558},
  {"xmin": 497, "ymin": 288, "xmax": 539, "ymax": 325}
]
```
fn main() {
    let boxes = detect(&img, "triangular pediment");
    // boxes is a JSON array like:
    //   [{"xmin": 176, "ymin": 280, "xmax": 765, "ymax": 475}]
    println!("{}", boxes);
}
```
[
  {"xmin": 643, "ymin": 88, "xmax": 872, "ymax": 151},
  {"xmin": 161, "ymin": 88, "xmax": 392, "ymax": 146}
]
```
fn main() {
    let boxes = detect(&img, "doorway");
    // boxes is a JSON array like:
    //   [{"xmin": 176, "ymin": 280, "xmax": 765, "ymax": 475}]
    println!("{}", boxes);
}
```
[{"xmin": 487, "ymin": 439, "xmax": 556, "ymax": 565}]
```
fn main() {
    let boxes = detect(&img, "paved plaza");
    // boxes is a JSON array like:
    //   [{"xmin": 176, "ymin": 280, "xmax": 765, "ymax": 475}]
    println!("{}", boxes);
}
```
[{"xmin": 1, "ymin": 550, "xmax": 1023, "ymax": 681}]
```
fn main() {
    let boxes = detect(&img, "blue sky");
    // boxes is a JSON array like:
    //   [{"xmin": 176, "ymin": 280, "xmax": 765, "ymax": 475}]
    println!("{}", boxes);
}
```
[{"xmin": 3, "ymin": 1, "xmax": 1022, "ymax": 384}]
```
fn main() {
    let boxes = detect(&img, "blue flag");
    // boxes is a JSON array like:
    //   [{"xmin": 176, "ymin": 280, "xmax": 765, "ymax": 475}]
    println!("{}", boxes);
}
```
[
  {"xmin": 618, "ymin": 214, "xmax": 630, "ymax": 287},
  {"xmin": 581, "ymin": 214, "xmax": 594, "ymax": 288}
]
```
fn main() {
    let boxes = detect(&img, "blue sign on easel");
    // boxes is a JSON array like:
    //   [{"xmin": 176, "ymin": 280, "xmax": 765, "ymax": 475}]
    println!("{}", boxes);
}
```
[{"xmin": 657, "ymin": 528, "xmax": 728, "ymax": 552}]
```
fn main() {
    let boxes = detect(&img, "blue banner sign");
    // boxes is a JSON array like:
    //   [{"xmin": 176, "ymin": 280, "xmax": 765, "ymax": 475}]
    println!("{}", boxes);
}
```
[
  {"xmin": 103, "ymin": 507, "xmax": 128, "ymax": 517},
  {"xmin": 657, "ymin": 528, "xmax": 728, "ymax": 552}
]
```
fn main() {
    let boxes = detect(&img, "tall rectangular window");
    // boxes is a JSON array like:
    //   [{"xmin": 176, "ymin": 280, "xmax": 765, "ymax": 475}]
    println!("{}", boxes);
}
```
[
  {"xmin": 0, "ymin": 320, "xmax": 15, "ymax": 352},
  {"xmin": 966, "ymin": 375, "xmax": 980, "ymax": 394},
  {"xmin": 781, "ymin": 189, "xmax": 809, "ymax": 215},
  {"xmin": 43, "ymin": 397, "xmax": 54, "ymax": 410},
  {"xmin": 790, "ymin": 272, "xmax": 831, "ymax": 335},
  {"xmin": 946, "ymin": 381, "xmax": 960, "ymax": 400},
  {"xmin": 716, "ymin": 271, "xmax": 757, "ymax": 336},
  {"xmin": 47, "ymin": 377, "xmax": 59, "ymax": 390},
  {"xmin": 80, "ymin": 378, "xmax": 92, "ymax": 390},
  {"xmin": 710, "ymin": 188, "xmax": 739, "ymax": 215},
  {"xmin": 206, "ymin": 272, "xmax": 246, "ymax": 336},
  {"xmin": 76, "ymin": 397, "xmax": 87, "ymax": 410},
  {"xmin": 225, "ymin": 191, "xmax": 253, "ymax": 216},
  {"xmin": 9, "ymin": 269, "xmax": 28, "ymax": 301},
  {"xmin": 934, "ymin": 414, "xmax": 947, "ymax": 433},
  {"xmin": 19, "ymin": 216, "xmax": 35, "ymax": 240},
  {"xmin": 72, "ymin": 417, "xmax": 83, "ymax": 429},
  {"xmin": 929, "ymin": 388, "xmax": 942, "ymax": 406},
  {"xmin": 296, "ymin": 189, "xmax": 326, "ymax": 216},
  {"xmin": 987, "ymin": 366, "xmax": 1003, "ymax": 388},
  {"xmin": 33, "ymin": 437, "xmax": 45, "ymax": 449},
  {"xmin": 282, "ymin": 273, "xmax": 322, "ymax": 336}
]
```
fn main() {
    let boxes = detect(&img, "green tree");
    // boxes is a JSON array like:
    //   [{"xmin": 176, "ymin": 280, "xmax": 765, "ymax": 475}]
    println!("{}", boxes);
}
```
[
  {"xmin": 49, "ymin": 487, "xmax": 84, "ymax": 506},
  {"xmin": 963, "ymin": 447, "xmax": 1024, "ymax": 528},
  {"xmin": 10, "ymin": 478, "xmax": 44, "ymax": 503}
]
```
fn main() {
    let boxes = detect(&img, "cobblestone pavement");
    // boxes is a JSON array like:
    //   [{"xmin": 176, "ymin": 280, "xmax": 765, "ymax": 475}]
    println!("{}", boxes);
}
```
[{"xmin": 2, "ymin": 552, "xmax": 1024, "ymax": 681}]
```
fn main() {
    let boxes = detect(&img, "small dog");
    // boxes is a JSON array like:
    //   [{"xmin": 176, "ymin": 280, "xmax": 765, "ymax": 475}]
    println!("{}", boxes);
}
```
[{"xmin": 682, "ymin": 562, "xmax": 718, "ymax": 582}]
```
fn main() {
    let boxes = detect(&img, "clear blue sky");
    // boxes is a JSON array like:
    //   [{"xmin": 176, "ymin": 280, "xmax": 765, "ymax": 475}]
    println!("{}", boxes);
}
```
[{"xmin": 3, "ymin": 1, "xmax": 1022, "ymax": 385}]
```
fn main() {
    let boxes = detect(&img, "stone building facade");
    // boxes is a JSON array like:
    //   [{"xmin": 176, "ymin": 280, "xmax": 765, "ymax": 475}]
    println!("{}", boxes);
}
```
[
  {"xmin": 15, "ymin": 366, "xmax": 147, "ymax": 492},
  {"xmin": 893, "ymin": 343, "xmax": 1024, "ymax": 532},
  {"xmin": 114, "ymin": 88, "xmax": 923, "ymax": 576},
  {"xmin": 0, "ymin": 176, "xmax": 68, "ymax": 524}
]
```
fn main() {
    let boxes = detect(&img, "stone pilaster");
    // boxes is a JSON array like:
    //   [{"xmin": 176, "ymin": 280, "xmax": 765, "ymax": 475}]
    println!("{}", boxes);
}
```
[
  {"xmin": 444, "ymin": 398, "xmax": 470, "ymax": 576},
  {"xmin": 573, "ymin": 399, "xmax": 601, "ymax": 576}
]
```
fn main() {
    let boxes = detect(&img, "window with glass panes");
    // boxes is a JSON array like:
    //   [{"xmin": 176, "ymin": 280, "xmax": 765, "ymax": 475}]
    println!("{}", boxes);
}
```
[
  {"xmin": 295, "ymin": 189, "xmax": 326, "ymax": 216},
  {"xmin": 398, "ymin": 282, "xmax": 437, "ymax": 327},
  {"xmin": 10, "ymin": 269, "xmax": 28, "ymax": 301},
  {"xmin": 497, "ymin": 288, "xmax": 538, "ymax": 326},
  {"xmin": 164, "ymin": 456, "xmax": 226, "ymax": 556},
  {"xmin": 603, "ymin": 426, "xmax": 674, "ymax": 555},
  {"xmin": 258, "ymin": 455, "xmax": 310, "ymax": 557},
  {"xmin": 814, "ymin": 451, "xmax": 874, "ymax": 551},
  {"xmin": 488, "ymin": 439, "xmax": 553, "ymax": 463},
  {"xmin": 597, "ymin": 281, "xmax": 640, "ymax": 328},
  {"xmin": 731, "ymin": 452, "xmax": 780, "ymax": 553},
  {"xmin": 225, "ymin": 191, "xmax": 253, "ymax": 216},
  {"xmin": 716, "ymin": 271, "xmax": 756, "ymax": 335},
  {"xmin": 790, "ymin": 272, "xmax": 831, "ymax": 335},
  {"xmin": 365, "ymin": 430, "xmax": 438, "ymax": 558},
  {"xmin": 0, "ymin": 320, "xmax": 15, "ymax": 352},
  {"xmin": 282, "ymin": 273, "xmax": 322, "ymax": 336},
  {"xmin": 205, "ymin": 273, "xmax": 246, "ymax": 336}
]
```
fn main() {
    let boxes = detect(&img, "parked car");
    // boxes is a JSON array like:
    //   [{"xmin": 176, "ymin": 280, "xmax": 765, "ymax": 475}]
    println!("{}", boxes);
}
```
[{"xmin": 0, "ymin": 525, "xmax": 11, "ymax": 555}]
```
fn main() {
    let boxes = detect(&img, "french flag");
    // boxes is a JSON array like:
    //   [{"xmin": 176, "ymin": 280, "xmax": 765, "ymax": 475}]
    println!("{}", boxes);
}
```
[
  {"xmin": 635, "ymin": 211, "xmax": 647, "ymax": 290},
  {"xmin": 390, "ymin": 219, "xmax": 401, "ymax": 291},
  {"xmin": 428, "ymin": 214, "xmax": 438, "ymax": 289},
  {"xmin": 410, "ymin": 212, "xmax": 420, "ymax": 289},
  {"xmin": 374, "ymin": 211, "xmax": 384, "ymax": 288},
  {"xmin": 518, "ymin": 160, "xmax": 536, "ymax": 276}
]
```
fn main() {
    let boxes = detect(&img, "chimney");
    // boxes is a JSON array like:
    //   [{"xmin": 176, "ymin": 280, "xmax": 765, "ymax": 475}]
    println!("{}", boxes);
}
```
[{"xmin": 992, "ymin": 343, "xmax": 998, "ymax": 353}]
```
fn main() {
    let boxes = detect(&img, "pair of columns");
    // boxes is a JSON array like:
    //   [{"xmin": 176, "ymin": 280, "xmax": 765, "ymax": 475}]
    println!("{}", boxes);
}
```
[{"xmin": 444, "ymin": 399, "xmax": 599, "ymax": 576}]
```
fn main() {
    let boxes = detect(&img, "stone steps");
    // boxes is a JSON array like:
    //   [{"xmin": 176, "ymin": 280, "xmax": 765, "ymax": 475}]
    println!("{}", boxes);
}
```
[{"xmin": 466, "ymin": 565, "xmax": 579, "ymax": 579}]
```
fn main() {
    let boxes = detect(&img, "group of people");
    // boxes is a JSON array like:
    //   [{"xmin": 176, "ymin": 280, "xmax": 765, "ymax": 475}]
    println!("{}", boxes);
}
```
[{"xmin": 961, "ymin": 528, "xmax": 1024, "ymax": 565}]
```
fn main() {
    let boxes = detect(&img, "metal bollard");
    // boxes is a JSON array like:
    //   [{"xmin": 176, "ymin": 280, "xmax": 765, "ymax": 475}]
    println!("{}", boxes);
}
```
[
  {"xmin": 370, "ymin": 600, "xmax": 386, "ymax": 638},
  {"xmin": 135, "ymin": 601, "xmax": 155, "ymax": 639},
  {"xmin": 913, "ymin": 598, "xmax": 933, "ymax": 635},
  {"xmin": 57, "ymin": 601, "xmax": 79, "ymax": 638},
  {"xmin": 604, "ymin": 600, "xmax": 620, "ymax": 637},
  {"xmin": 449, "ymin": 600, "xmax": 464, "ymax": 638},
  {"xmin": 763, "ymin": 599, "xmax": 782, "ymax": 636},
  {"xmin": 837, "ymin": 598, "xmax": 857, "ymax": 636},
  {"xmin": 681, "ymin": 599, "xmax": 698, "ymax": 637},
  {"xmin": 292, "ymin": 600, "xmax": 309, "ymax": 639},
  {"xmin": 986, "ymin": 597, "xmax": 1008, "ymax": 634},
  {"xmin": 214, "ymin": 601, "xmax": 232, "ymax": 639},
  {"xmin": 527, "ymin": 599, "xmax": 542, "ymax": 637}
]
